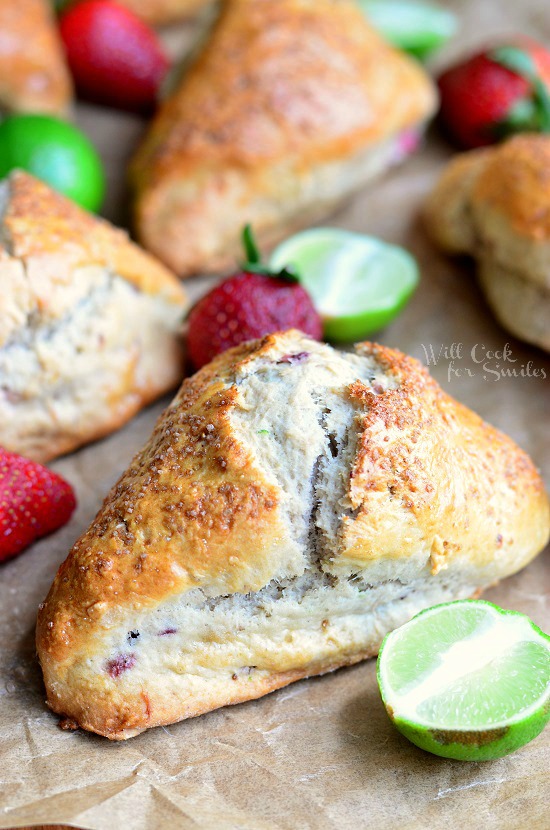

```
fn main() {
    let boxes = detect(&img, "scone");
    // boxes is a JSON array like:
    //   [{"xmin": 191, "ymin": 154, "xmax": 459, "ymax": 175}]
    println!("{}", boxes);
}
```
[
  {"xmin": 131, "ymin": 0, "xmax": 437, "ymax": 277},
  {"xmin": 424, "ymin": 135, "xmax": 550, "ymax": 352},
  {"xmin": 37, "ymin": 330, "xmax": 549, "ymax": 740},
  {"xmin": 0, "ymin": 170, "xmax": 188, "ymax": 462},
  {"xmin": 119, "ymin": 0, "xmax": 209, "ymax": 25},
  {"xmin": 0, "ymin": 0, "xmax": 72, "ymax": 116}
]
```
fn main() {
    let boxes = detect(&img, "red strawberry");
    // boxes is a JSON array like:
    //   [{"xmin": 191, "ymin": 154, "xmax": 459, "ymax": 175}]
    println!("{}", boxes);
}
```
[
  {"xmin": 0, "ymin": 449, "xmax": 76, "ymax": 564},
  {"xmin": 59, "ymin": 0, "xmax": 169, "ymax": 113},
  {"xmin": 187, "ymin": 226, "xmax": 322, "ymax": 369},
  {"xmin": 438, "ymin": 39, "xmax": 550, "ymax": 149}
]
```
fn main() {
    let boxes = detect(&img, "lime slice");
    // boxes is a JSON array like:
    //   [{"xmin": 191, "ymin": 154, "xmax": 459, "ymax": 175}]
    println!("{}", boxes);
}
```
[
  {"xmin": 269, "ymin": 228, "xmax": 419, "ymax": 342},
  {"xmin": 359, "ymin": 0, "xmax": 457, "ymax": 60},
  {"xmin": 377, "ymin": 600, "xmax": 550, "ymax": 761}
]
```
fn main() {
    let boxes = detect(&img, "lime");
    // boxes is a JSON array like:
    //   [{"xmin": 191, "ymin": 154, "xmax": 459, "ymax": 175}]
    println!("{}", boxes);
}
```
[
  {"xmin": 359, "ymin": 0, "xmax": 457, "ymax": 60},
  {"xmin": 0, "ymin": 114, "xmax": 105, "ymax": 212},
  {"xmin": 377, "ymin": 600, "xmax": 550, "ymax": 761},
  {"xmin": 269, "ymin": 228, "xmax": 419, "ymax": 342}
]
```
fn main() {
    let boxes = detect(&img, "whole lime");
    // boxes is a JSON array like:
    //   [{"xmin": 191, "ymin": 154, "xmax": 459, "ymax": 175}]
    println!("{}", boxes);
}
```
[{"xmin": 0, "ymin": 114, "xmax": 105, "ymax": 212}]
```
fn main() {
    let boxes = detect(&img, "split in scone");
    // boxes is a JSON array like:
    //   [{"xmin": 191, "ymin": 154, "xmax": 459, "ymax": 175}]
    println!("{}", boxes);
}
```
[
  {"xmin": 424, "ymin": 134, "xmax": 550, "ymax": 353},
  {"xmin": 0, "ymin": 170, "xmax": 188, "ymax": 462},
  {"xmin": 130, "ymin": 0, "xmax": 438, "ymax": 277},
  {"xmin": 37, "ymin": 330, "xmax": 550, "ymax": 739},
  {"xmin": 0, "ymin": 0, "xmax": 72, "ymax": 116}
]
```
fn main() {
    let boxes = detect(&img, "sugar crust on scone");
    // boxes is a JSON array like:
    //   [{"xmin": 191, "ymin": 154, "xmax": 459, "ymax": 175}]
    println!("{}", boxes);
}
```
[
  {"xmin": 119, "ymin": 0, "xmax": 209, "ymax": 25},
  {"xmin": 424, "ymin": 134, "xmax": 550, "ymax": 352},
  {"xmin": 37, "ymin": 331, "xmax": 550, "ymax": 739},
  {"xmin": 0, "ymin": 0, "xmax": 72, "ymax": 116},
  {"xmin": 131, "ymin": 0, "xmax": 438, "ymax": 276},
  {"xmin": 0, "ymin": 171, "xmax": 188, "ymax": 461}
]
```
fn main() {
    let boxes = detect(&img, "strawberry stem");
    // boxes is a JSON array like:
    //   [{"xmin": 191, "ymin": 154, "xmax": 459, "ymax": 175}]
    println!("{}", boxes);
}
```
[
  {"xmin": 240, "ymin": 224, "xmax": 300, "ymax": 283},
  {"xmin": 242, "ymin": 224, "xmax": 261, "ymax": 266}
]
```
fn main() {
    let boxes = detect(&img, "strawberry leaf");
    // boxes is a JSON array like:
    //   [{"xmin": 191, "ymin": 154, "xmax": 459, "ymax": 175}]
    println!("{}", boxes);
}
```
[
  {"xmin": 491, "ymin": 46, "xmax": 538, "ymax": 80},
  {"xmin": 493, "ymin": 98, "xmax": 539, "ymax": 138},
  {"xmin": 491, "ymin": 46, "xmax": 550, "ymax": 135},
  {"xmin": 533, "ymin": 78, "xmax": 550, "ymax": 131}
]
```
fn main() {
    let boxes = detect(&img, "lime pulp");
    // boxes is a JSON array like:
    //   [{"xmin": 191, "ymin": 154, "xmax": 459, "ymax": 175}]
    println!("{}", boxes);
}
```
[
  {"xmin": 269, "ymin": 228, "xmax": 419, "ymax": 342},
  {"xmin": 377, "ymin": 600, "xmax": 550, "ymax": 761}
]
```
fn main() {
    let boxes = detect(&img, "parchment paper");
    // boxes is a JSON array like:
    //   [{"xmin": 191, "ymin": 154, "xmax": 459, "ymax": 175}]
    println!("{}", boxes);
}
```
[{"xmin": 1, "ymin": 2, "xmax": 549, "ymax": 828}]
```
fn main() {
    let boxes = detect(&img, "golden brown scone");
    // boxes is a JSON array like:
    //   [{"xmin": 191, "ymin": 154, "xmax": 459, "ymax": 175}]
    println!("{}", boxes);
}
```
[
  {"xmin": 0, "ymin": 0, "xmax": 72, "ymax": 116},
  {"xmin": 118, "ymin": 0, "xmax": 209, "ymax": 25},
  {"xmin": 131, "ymin": 0, "xmax": 437, "ymax": 277},
  {"xmin": 424, "ymin": 135, "xmax": 550, "ymax": 352},
  {"xmin": 37, "ymin": 330, "xmax": 549, "ymax": 740},
  {"xmin": 0, "ymin": 170, "xmax": 188, "ymax": 462}
]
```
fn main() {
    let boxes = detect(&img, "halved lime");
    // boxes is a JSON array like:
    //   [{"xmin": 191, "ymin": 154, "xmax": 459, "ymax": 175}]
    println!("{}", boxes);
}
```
[
  {"xmin": 359, "ymin": 0, "xmax": 457, "ymax": 60},
  {"xmin": 377, "ymin": 600, "xmax": 550, "ymax": 761},
  {"xmin": 269, "ymin": 228, "xmax": 419, "ymax": 342}
]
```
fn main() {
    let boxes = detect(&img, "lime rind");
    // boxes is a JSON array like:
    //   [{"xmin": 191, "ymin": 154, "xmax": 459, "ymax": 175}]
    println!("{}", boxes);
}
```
[
  {"xmin": 391, "ymin": 707, "xmax": 550, "ymax": 762},
  {"xmin": 269, "ymin": 228, "xmax": 419, "ymax": 342},
  {"xmin": 377, "ymin": 600, "xmax": 550, "ymax": 760},
  {"xmin": 358, "ymin": 0, "xmax": 457, "ymax": 59}
]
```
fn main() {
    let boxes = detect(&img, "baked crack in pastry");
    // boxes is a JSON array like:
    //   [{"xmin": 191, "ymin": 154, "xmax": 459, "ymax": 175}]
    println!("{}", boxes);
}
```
[
  {"xmin": 131, "ymin": 0, "xmax": 437, "ymax": 277},
  {"xmin": 0, "ymin": 0, "xmax": 72, "ymax": 115},
  {"xmin": 424, "ymin": 135, "xmax": 550, "ymax": 353},
  {"xmin": 0, "ymin": 170, "xmax": 188, "ymax": 462},
  {"xmin": 37, "ymin": 330, "xmax": 549, "ymax": 739}
]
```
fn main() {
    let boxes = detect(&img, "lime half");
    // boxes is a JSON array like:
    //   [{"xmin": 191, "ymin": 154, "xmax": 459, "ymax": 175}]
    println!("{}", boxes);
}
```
[
  {"xmin": 377, "ymin": 600, "xmax": 550, "ymax": 761},
  {"xmin": 269, "ymin": 228, "xmax": 419, "ymax": 342},
  {"xmin": 358, "ymin": 1, "xmax": 457, "ymax": 60}
]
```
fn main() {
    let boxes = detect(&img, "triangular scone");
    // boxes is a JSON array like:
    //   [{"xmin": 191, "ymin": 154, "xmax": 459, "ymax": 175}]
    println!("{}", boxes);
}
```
[
  {"xmin": 119, "ymin": 0, "xmax": 209, "ymax": 25},
  {"xmin": 131, "ymin": 0, "xmax": 437, "ymax": 277},
  {"xmin": 37, "ymin": 331, "xmax": 549, "ymax": 739},
  {"xmin": 0, "ymin": 0, "xmax": 72, "ymax": 116},
  {"xmin": 0, "ymin": 171, "xmax": 188, "ymax": 462}
]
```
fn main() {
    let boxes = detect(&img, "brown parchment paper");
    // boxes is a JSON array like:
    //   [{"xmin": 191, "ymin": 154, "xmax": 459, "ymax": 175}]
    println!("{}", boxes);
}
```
[{"xmin": 1, "ymin": 2, "xmax": 549, "ymax": 828}]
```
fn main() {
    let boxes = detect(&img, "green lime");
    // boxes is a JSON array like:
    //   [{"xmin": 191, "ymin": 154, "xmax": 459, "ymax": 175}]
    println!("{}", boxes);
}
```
[
  {"xmin": 269, "ymin": 228, "xmax": 419, "ymax": 342},
  {"xmin": 0, "ymin": 114, "xmax": 105, "ymax": 212},
  {"xmin": 377, "ymin": 600, "xmax": 550, "ymax": 761},
  {"xmin": 358, "ymin": 0, "xmax": 457, "ymax": 60}
]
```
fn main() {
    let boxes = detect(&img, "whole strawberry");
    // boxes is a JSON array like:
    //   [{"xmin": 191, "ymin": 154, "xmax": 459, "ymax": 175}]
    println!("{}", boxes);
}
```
[
  {"xmin": 59, "ymin": 0, "xmax": 169, "ymax": 113},
  {"xmin": 187, "ymin": 226, "xmax": 322, "ymax": 369},
  {"xmin": 438, "ymin": 40, "xmax": 550, "ymax": 149},
  {"xmin": 0, "ymin": 449, "xmax": 76, "ymax": 564}
]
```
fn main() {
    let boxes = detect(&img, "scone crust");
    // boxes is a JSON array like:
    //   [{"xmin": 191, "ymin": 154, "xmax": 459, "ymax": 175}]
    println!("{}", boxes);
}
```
[
  {"xmin": 0, "ymin": 0, "xmax": 72, "ymax": 115},
  {"xmin": 424, "ymin": 135, "xmax": 550, "ymax": 351},
  {"xmin": 133, "ymin": 0, "xmax": 436, "ymax": 177},
  {"xmin": 131, "ymin": 0, "xmax": 437, "ymax": 275},
  {"xmin": 37, "ymin": 332, "xmax": 549, "ymax": 738},
  {"xmin": 1, "ymin": 171, "xmax": 185, "ymax": 304},
  {"xmin": 473, "ymin": 135, "xmax": 550, "ymax": 241},
  {"xmin": 0, "ymin": 171, "xmax": 188, "ymax": 461},
  {"xmin": 119, "ymin": 0, "xmax": 209, "ymax": 25}
]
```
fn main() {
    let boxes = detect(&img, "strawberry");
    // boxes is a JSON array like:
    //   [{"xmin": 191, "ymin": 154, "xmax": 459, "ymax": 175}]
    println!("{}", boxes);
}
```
[
  {"xmin": 59, "ymin": 0, "xmax": 169, "ymax": 113},
  {"xmin": 0, "ymin": 449, "xmax": 76, "ymax": 564},
  {"xmin": 437, "ymin": 39, "xmax": 550, "ymax": 149},
  {"xmin": 187, "ymin": 226, "xmax": 322, "ymax": 369}
]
